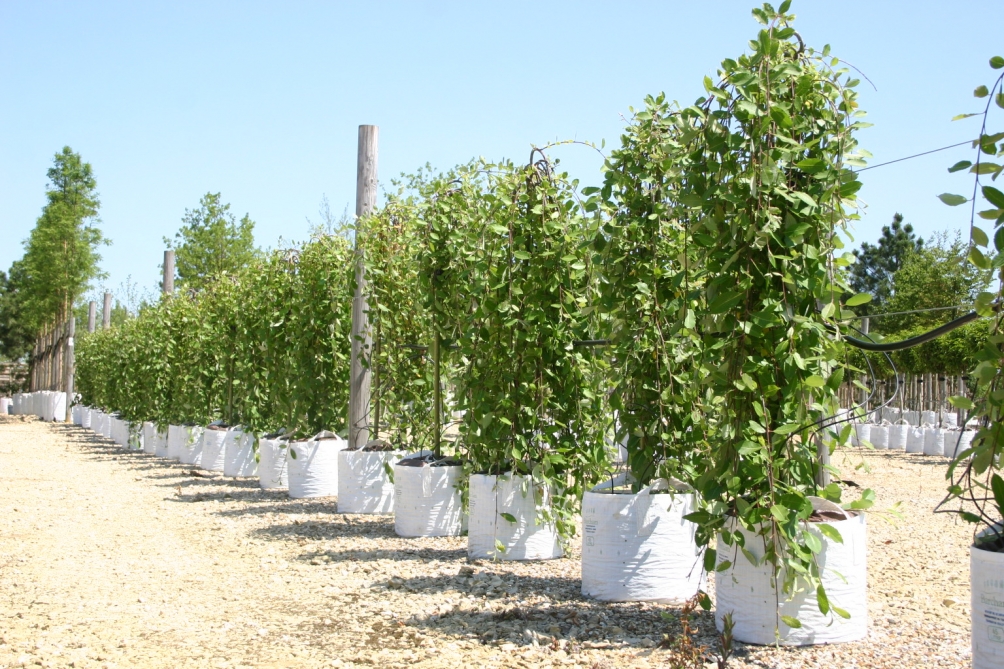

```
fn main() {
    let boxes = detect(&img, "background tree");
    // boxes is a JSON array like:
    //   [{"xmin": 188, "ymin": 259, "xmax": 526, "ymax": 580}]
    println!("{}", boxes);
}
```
[
  {"xmin": 878, "ymin": 230, "xmax": 993, "ymax": 332},
  {"xmin": 0, "ymin": 264, "xmax": 34, "ymax": 361},
  {"xmin": 849, "ymin": 213, "xmax": 923, "ymax": 314},
  {"xmin": 164, "ymin": 192, "xmax": 259, "ymax": 290},
  {"xmin": 17, "ymin": 146, "xmax": 106, "ymax": 329}
]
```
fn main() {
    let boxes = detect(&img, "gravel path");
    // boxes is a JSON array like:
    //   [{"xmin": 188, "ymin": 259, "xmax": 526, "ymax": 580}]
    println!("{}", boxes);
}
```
[{"xmin": 0, "ymin": 416, "xmax": 973, "ymax": 668}]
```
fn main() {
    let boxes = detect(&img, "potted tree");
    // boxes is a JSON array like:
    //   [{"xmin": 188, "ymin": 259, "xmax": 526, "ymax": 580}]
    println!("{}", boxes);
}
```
[{"xmin": 938, "ymin": 55, "xmax": 1004, "ymax": 669}]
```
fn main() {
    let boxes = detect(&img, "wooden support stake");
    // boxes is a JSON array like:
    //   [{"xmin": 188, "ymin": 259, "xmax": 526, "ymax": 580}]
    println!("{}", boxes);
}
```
[
  {"xmin": 63, "ymin": 318, "xmax": 75, "ymax": 421},
  {"xmin": 348, "ymin": 125, "xmax": 378, "ymax": 449},
  {"xmin": 102, "ymin": 292, "xmax": 112, "ymax": 329},
  {"xmin": 163, "ymin": 250, "xmax": 175, "ymax": 295},
  {"xmin": 87, "ymin": 301, "xmax": 97, "ymax": 333}
]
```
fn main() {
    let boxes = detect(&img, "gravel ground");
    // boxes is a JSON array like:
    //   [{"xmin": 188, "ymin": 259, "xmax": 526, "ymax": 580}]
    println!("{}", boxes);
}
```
[{"xmin": 0, "ymin": 415, "xmax": 973, "ymax": 669}]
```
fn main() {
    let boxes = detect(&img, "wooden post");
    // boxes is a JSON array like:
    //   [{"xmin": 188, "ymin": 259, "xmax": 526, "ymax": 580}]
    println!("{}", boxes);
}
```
[
  {"xmin": 87, "ymin": 301, "xmax": 97, "ymax": 333},
  {"xmin": 63, "ymin": 318, "xmax": 75, "ymax": 421},
  {"xmin": 348, "ymin": 125, "xmax": 378, "ymax": 449},
  {"xmin": 163, "ymin": 250, "xmax": 175, "ymax": 295},
  {"xmin": 102, "ymin": 292, "xmax": 112, "ymax": 329}
]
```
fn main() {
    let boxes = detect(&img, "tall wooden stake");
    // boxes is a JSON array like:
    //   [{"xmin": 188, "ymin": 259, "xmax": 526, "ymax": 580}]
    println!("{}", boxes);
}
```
[
  {"xmin": 87, "ymin": 301, "xmax": 97, "ymax": 333},
  {"xmin": 348, "ymin": 125, "xmax": 378, "ymax": 449},
  {"xmin": 63, "ymin": 318, "xmax": 75, "ymax": 421},
  {"xmin": 102, "ymin": 292, "xmax": 112, "ymax": 329},
  {"xmin": 163, "ymin": 250, "xmax": 175, "ymax": 295}
]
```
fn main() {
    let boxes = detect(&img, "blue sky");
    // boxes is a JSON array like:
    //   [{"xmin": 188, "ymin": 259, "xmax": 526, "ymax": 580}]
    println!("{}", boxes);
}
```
[{"xmin": 2, "ymin": 1, "xmax": 1002, "ymax": 308}]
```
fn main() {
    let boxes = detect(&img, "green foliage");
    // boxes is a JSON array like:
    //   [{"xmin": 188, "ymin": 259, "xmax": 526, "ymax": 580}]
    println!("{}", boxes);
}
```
[
  {"xmin": 360, "ymin": 193, "xmax": 434, "ymax": 448},
  {"xmin": 165, "ymin": 192, "xmax": 259, "ymax": 291},
  {"xmin": 598, "ymin": 3, "xmax": 869, "ymax": 616},
  {"xmin": 942, "ymin": 56, "xmax": 1004, "ymax": 548},
  {"xmin": 15, "ymin": 146, "xmax": 106, "ymax": 332},
  {"xmin": 0, "ymin": 264, "xmax": 35, "ymax": 361},
  {"xmin": 75, "ymin": 237, "xmax": 353, "ymax": 436},
  {"xmin": 420, "ymin": 157, "xmax": 608, "ymax": 540},
  {"xmin": 877, "ymin": 231, "xmax": 992, "ymax": 333},
  {"xmin": 848, "ymin": 213, "xmax": 923, "ymax": 315}
]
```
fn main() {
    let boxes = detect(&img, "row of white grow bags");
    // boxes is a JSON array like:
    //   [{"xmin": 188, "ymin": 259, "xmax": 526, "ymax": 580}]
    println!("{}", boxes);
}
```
[
  {"xmin": 849, "ymin": 420, "xmax": 976, "ymax": 458},
  {"xmin": 66, "ymin": 412, "xmax": 870, "ymax": 648},
  {"xmin": 11, "ymin": 391, "xmax": 66, "ymax": 421}
]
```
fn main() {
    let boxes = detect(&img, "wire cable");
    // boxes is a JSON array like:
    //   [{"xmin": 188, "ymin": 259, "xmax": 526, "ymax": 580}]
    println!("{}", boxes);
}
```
[{"xmin": 853, "ymin": 140, "xmax": 973, "ymax": 173}]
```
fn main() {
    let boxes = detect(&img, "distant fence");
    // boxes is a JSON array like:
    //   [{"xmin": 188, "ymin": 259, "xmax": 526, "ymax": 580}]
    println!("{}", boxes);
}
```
[{"xmin": 838, "ymin": 372, "xmax": 968, "ymax": 421}]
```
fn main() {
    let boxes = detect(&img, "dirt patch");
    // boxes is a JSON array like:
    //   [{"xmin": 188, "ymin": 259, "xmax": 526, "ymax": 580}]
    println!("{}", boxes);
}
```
[{"xmin": 0, "ymin": 417, "xmax": 972, "ymax": 668}]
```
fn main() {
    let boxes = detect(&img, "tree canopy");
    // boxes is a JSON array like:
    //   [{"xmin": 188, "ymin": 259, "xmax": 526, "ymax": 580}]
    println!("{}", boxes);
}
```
[
  {"xmin": 165, "ymin": 192, "xmax": 259, "ymax": 291},
  {"xmin": 848, "ymin": 213, "xmax": 923, "ymax": 315},
  {"xmin": 0, "ymin": 147, "xmax": 106, "ymax": 360}
]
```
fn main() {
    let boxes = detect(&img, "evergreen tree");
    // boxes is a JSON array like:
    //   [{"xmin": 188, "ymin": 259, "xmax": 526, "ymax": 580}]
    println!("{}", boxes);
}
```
[
  {"xmin": 18, "ymin": 146, "xmax": 106, "ymax": 329},
  {"xmin": 165, "ymin": 192, "xmax": 258, "ymax": 291},
  {"xmin": 849, "ymin": 213, "xmax": 923, "ymax": 314}
]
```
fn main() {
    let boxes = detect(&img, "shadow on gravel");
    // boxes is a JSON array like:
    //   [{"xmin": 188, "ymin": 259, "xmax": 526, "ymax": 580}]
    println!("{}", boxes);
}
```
[
  {"xmin": 250, "ymin": 514, "xmax": 399, "ymax": 543},
  {"xmin": 303, "ymin": 543, "xmax": 467, "ymax": 564}
]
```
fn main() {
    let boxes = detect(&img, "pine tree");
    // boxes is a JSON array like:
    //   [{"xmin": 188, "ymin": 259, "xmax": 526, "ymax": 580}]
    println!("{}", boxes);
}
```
[{"xmin": 849, "ymin": 213, "xmax": 923, "ymax": 314}]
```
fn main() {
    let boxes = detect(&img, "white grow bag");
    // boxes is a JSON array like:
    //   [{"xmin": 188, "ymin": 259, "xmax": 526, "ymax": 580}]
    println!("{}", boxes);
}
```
[
  {"xmin": 581, "ymin": 476, "xmax": 704, "ymax": 603},
  {"xmin": 715, "ymin": 497, "xmax": 867, "ymax": 646},
  {"xmin": 287, "ymin": 433, "xmax": 346, "ymax": 499},
  {"xmin": 905, "ymin": 426, "xmax": 926, "ymax": 454},
  {"xmin": 179, "ymin": 426, "xmax": 205, "ymax": 466},
  {"xmin": 468, "ymin": 473, "xmax": 563, "ymax": 561},
  {"xmin": 257, "ymin": 437, "xmax": 289, "ymax": 490},
  {"xmin": 337, "ymin": 448, "xmax": 406, "ymax": 514},
  {"xmin": 154, "ymin": 423, "xmax": 171, "ymax": 458},
  {"xmin": 80, "ymin": 406, "xmax": 92, "ymax": 429},
  {"xmin": 393, "ymin": 456, "xmax": 465, "ymax": 537},
  {"xmin": 853, "ymin": 423, "xmax": 871, "ymax": 448},
  {"xmin": 201, "ymin": 426, "xmax": 229, "ymax": 472},
  {"xmin": 923, "ymin": 427, "xmax": 945, "ymax": 457},
  {"xmin": 142, "ymin": 422, "xmax": 157, "ymax": 454},
  {"xmin": 946, "ymin": 430, "xmax": 975, "ymax": 461},
  {"xmin": 99, "ymin": 412, "xmax": 112, "ymax": 439},
  {"xmin": 167, "ymin": 425, "xmax": 187, "ymax": 460},
  {"xmin": 870, "ymin": 424, "xmax": 889, "ymax": 450},
  {"xmin": 224, "ymin": 430, "xmax": 257, "ymax": 477},
  {"xmin": 887, "ymin": 422, "xmax": 908, "ymax": 451},
  {"xmin": 971, "ymin": 532, "xmax": 1004, "ymax": 669}
]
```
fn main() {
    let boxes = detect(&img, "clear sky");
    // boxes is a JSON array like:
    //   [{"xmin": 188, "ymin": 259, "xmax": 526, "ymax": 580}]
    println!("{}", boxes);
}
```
[{"xmin": 2, "ymin": 1, "xmax": 1002, "ymax": 308}]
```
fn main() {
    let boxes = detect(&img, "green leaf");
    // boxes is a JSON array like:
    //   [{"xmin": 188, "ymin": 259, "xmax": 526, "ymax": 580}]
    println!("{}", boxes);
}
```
[
  {"xmin": 817, "ymin": 523, "xmax": 844, "ymax": 543},
  {"xmin": 494, "ymin": 539, "xmax": 507, "ymax": 555},
  {"xmin": 704, "ymin": 547, "xmax": 717, "ymax": 573},
  {"xmin": 938, "ymin": 193, "xmax": 968, "ymax": 206},
  {"xmin": 832, "ymin": 606, "xmax": 851, "ymax": 620},
  {"xmin": 804, "ymin": 375, "xmax": 825, "ymax": 388},
  {"xmin": 996, "ymin": 226, "xmax": 1004, "ymax": 253},
  {"xmin": 972, "ymin": 226, "xmax": 990, "ymax": 247},
  {"xmin": 992, "ymin": 474, "xmax": 1004, "ymax": 517},
  {"xmin": 948, "ymin": 395, "xmax": 975, "ymax": 410},
  {"xmin": 499, "ymin": 512, "xmax": 517, "ymax": 524},
  {"xmin": 804, "ymin": 531, "xmax": 823, "ymax": 554},
  {"xmin": 969, "ymin": 246, "xmax": 991, "ymax": 270},
  {"xmin": 844, "ymin": 292, "xmax": 872, "ymax": 307},
  {"xmin": 990, "ymin": 56, "xmax": 1004, "ymax": 69},
  {"xmin": 975, "ymin": 85, "xmax": 990, "ymax": 98},
  {"xmin": 816, "ymin": 584, "xmax": 830, "ymax": 615},
  {"xmin": 780, "ymin": 615, "xmax": 802, "ymax": 629},
  {"xmin": 949, "ymin": 160, "xmax": 973, "ymax": 173},
  {"xmin": 716, "ymin": 560, "xmax": 732, "ymax": 572},
  {"xmin": 983, "ymin": 186, "xmax": 1004, "ymax": 209}
]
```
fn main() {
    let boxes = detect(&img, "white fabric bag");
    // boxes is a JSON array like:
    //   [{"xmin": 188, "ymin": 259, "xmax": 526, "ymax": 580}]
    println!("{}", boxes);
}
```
[
  {"xmin": 287, "ymin": 432, "xmax": 346, "ymax": 498},
  {"xmin": 905, "ymin": 426, "xmax": 926, "ymax": 454},
  {"xmin": 167, "ymin": 425, "xmax": 186, "ymax": 460},
  {"xmin": 257, "ymin": 437, "xmax": 289, "ymax": 490},
  {"xmin": 886, "ymin": 422, "xmax": 908, "ymax": 451},
  {"xmin": 923, "ymin": 427, "xmax": 945, "ymax": 457},
  {"xmin": 80, "ymin": 406, "xmax": 92, "ymax": 429},
  {"xmin": 201, "ymin": 426, "xmax": 229, "ymax": 472},
  {"xmin": 870, "ymin": 424, "xmax": 889, "ymax": 450},
  {"xmin": 179, "ymin": 426, "xmax": 205, "ymax": 466},
  {"xmin": 154, "ymin": 423, "xmax": 171, "ymax": 457},
  {"xmin": 581, "ymin": 475, "xmax": 704, "ymax": 603},
  {"xmin": 337, "ymin": 447, "xmax": 406, "ymax": 514},
  {"xmin": 141, "ymin": 422, "xmax": 157, "ymax": 454},
  {"xmin": 941, "ymin": 412, "xmax": 958, "ymax": 429},
  {"xmin": 853, "ymin": 423, "xmax": 871, "ymax": 448},
  {"xmin": 921, "ymin": 410, "xmax": 937, "ymax": 426},
  {"xmin": 903, "ymin": 410, "xmax": 920, "ymax": 426},
  {"xmin": 971, "ymin": 531, "xmax": 1004, "ymax": 669},
  {"xmin": 468, "ymin": 473, "xmax": 563, "ymax": 561},
  {"xmin": 715, "ymin": 497, "xmax": 867, "ymax": 645},
  {"xmin": 223, "ymin": 430, "xmax": 257, "ymax": 477},
  {"xmin": 948, "ymin": 430, "xmax": 975, "ymax": 461},
  {"xmin": 393, "ymin": 455, "xmax": 465, "ymax": 537}
]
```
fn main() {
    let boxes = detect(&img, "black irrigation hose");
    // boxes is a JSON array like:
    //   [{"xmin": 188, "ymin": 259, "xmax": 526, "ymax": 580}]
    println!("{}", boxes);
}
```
[{"xmin": 839, "ymin": 310, "xmax": 982, "ymax": 352}]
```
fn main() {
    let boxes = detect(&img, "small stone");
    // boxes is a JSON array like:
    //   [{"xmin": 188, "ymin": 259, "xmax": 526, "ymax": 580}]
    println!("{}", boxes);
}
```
[
  {"xmin": 257, "ymin": 629, "xmax": 268, "ymax": 636},
  {"xmin": 942, "ymin": 598, "xmax": 957, "ymax": 607},
  {"xmin": 310, "ymin": 558, "xmax": 323, "ymax": 566}
]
